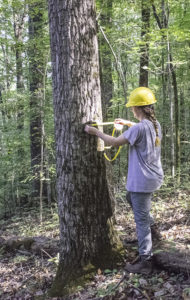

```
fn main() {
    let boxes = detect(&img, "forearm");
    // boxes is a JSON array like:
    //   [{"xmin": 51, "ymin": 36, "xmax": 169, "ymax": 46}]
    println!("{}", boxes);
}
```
[
  {"xmin": 96, "ymin": 130, "xmax": 128, "ymax": 147},
  {"xmin": 96, "ymin": 130, "xmax": 117, "ymax": 146},
  {"xmin": 84, "ymin": 125, "xmax": 128, "ymax": 146},
  {"xmin": 124, "ymin": 120, "xmax": 136, "ymax": 126}
]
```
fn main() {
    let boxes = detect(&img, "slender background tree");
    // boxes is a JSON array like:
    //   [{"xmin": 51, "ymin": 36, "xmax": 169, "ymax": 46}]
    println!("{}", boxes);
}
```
[
  {"xmin": 139, "ymin": 0, "xmax": 150, "ymax": 87},
  {"xmin": 28, "ymin": 0, "xmax": 47, "ymax": 201}
]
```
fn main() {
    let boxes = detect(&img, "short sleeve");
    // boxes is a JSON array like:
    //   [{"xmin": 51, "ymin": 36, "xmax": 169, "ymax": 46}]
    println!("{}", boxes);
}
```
[{"xmin": 122, "ymin": 124, "xmax": 142, "ymax": 146}]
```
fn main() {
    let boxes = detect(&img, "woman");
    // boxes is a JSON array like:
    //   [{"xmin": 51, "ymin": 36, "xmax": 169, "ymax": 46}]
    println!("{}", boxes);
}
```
[{"xmin": 85, "ymin": 87, "xmax": 164, "ymax": 274}]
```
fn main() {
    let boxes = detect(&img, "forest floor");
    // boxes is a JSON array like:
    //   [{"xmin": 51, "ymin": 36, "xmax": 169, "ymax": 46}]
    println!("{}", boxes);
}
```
[{"xmin": 0, "ymin": 186, "xmax": 190, "ymax": 300}]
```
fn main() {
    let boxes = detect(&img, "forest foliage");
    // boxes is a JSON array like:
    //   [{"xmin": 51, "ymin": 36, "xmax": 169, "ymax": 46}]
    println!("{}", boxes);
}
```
[{"xmin": 0, "ymin": 0, "xmax": 190, "ymax": 218}]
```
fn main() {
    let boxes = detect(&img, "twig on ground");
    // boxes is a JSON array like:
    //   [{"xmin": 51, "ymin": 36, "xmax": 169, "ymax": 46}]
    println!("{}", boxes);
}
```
[
  {"xmin": 110, "ymin": 273, "xmax": 126, "ymax": 291},
  {"xmin": 17, "ymin": 249, "xmax": 32, "ymax": 256},
  {"xmin": 111, "ymin": 272, "xmax": 150, "ymax": 300},
  {"xmin": 41, "ymin": 248, "xmax": 53, "ymax": 259},
  {"xmin": 128, "ymin": 282, "xmax": 151, "ymax": 300},
  {"xmin": 90, "ymin": 272, "xmax": 150, "ymax": 300}
]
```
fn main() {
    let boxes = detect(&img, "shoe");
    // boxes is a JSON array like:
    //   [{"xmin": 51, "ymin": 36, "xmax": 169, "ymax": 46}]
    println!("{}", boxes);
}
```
[
  {"xmin": 151, "ymin": 224, "xmax": 162, "ymax": 240},
  {"xmin": 124, "ymin": 256, "xmax": 153, "ymax": 275}
]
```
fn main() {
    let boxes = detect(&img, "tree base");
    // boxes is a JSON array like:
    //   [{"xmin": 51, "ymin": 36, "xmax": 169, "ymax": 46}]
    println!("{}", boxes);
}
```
[
  {"xmin": 48, "ymin": 262, "xmax": 96, "ymax": 297},
  {"xmin": 48, "ymin": 242, "xmax": 125, "ymax": 297}
]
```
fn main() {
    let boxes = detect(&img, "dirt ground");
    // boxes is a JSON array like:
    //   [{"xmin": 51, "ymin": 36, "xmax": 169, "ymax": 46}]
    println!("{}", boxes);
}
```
[{"xmin": 0, "ymin": 188, "xmax": 190, "ymax": 299}]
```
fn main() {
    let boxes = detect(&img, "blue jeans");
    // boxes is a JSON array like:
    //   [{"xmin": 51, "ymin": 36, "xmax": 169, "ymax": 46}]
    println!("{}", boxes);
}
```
[{"xmin": 126, "ymin": 192, "xmax": 154, "ymax": 257}]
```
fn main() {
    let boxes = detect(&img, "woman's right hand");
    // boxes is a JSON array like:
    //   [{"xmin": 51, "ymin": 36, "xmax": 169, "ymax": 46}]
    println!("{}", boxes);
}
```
[{"xmin": 84, "ymin": 125, "xmax": 98, "ymax": 135}]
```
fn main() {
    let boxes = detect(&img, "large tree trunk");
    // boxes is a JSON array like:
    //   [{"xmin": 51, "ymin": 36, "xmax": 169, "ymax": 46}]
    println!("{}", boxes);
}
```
[{"xmin": 48, "ymin": 0, "xmax": 123, "ymax": 296}]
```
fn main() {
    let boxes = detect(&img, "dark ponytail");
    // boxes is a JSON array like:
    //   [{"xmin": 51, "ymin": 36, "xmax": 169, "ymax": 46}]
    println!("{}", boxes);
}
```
[{"xmin": 141, "ymin": 105, "xmax": 161, "ymax": 146}]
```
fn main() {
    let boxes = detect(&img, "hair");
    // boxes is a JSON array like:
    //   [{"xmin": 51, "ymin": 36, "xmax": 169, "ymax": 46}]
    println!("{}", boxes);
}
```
[{"xmin": 140, "ymin": 105, "xmax": 161, "ymax": 147}]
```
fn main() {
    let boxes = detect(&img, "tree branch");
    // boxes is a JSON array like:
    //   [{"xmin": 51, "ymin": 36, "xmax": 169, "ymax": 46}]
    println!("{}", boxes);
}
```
[
  {"xmin": 99, "ymin": 25, "xmax": 127, "ymax": 100},
  {"xmin": 152, "ymin": 4, "xmax": 162, "ymax": 29}
]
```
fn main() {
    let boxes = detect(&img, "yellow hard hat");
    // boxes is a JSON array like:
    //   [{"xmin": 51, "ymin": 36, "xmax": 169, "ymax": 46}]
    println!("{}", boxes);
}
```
[{"xmin": 126, "ymin": 87, "xmax": 157, "ymax": 107}]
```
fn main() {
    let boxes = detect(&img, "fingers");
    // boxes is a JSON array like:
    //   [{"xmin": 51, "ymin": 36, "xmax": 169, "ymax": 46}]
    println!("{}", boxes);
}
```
[
  {"xmin": 114, "ymin": 118, "xmax": 124, "ymax": 125},
  {"xmin": 84, "ymin": 125, "xmax": 98, "ymax": 135},
  {"xmin": 114, "ymin": 123, "xmax": 123, "ymax": 130},
  {"xmin": 114, "ymin": 119, "xmax": 135, "ymax": 127},
  {"xmin": 84, "ymin": 125, "xmax": 90, "ymax": 133}
]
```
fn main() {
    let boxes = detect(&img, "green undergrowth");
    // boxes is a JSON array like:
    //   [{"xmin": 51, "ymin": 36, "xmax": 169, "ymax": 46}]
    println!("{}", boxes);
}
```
[{"xmin": 1, "ymin": 205, "xmax": 59, "ymax": 238}]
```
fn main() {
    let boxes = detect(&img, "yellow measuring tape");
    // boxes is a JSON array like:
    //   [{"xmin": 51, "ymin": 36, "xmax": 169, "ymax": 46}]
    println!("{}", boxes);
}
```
[
  {"xmin": 92, "ymin": 122, "xmax": 123, "ymax": 162},
  {"xmin": 104, "ymin": 127, "xmax": 122, "ymax": 162}
]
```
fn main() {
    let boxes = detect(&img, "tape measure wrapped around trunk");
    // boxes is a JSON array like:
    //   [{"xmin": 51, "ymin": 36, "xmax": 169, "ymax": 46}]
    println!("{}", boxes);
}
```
[{"xmin": 92, "ymin": 122, "xmax": 123, "ymax": 162}]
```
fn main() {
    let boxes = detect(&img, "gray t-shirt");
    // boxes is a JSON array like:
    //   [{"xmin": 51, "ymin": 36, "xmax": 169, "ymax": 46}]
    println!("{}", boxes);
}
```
[{"xmin": 123, "ymin": 119, "xmax": 164, "ymax": 193}]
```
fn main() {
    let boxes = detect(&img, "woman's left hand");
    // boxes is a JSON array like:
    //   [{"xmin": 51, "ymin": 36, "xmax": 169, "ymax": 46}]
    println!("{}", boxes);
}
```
[{"xmin": 84, "ymin": 125, "xmax": 98, "ymax": 136}]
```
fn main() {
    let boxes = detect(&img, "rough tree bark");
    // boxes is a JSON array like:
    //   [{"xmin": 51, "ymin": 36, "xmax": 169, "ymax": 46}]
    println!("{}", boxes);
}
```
[{"xmin": 48, "ymin": 0, "xmax": 123, "ymax": 296}]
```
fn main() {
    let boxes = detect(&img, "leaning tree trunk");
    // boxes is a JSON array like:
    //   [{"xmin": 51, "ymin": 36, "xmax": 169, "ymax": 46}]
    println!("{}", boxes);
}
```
[{"xmin": 48, "ymin": 0, "xmax": 123, "ymax": 296}]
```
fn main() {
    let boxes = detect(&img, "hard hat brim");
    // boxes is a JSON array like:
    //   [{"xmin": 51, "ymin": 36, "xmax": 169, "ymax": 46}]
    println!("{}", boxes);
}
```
[{"xmin": 126, "ymin": 99, "xmax": 157, "ymax": 108}]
